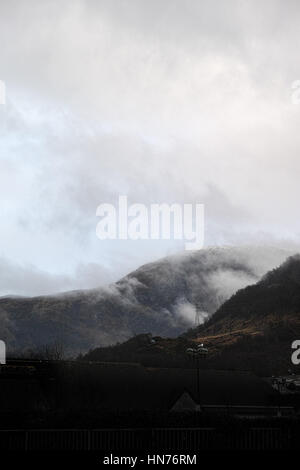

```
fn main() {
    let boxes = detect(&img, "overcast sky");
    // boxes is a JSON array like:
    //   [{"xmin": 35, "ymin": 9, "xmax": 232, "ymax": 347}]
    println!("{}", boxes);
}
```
[{"xmin": 1, "ymin": 0, "xmax": 300, "ymax": 296}]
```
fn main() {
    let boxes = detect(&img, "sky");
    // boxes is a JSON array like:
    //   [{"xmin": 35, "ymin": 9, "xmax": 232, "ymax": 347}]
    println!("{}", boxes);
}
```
[{"xmin": 1, "ymin": 0, "xmax": 300, "ymax": 296}]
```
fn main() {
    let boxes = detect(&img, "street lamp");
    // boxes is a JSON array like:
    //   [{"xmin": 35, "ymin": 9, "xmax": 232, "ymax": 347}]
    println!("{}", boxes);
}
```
[{"xmin": 186, "ymin": 344, "xmax": 208, "ymax": 410}]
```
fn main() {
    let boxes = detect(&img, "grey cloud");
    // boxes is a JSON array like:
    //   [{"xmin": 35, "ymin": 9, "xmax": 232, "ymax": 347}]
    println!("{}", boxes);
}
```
[
  {"xmin": 0, "ymin": 257, "xmax": 114, "ymax": 297},
  {"xmin": 1, "ymin": 1, "xmax": 300, "ymax": 294}
]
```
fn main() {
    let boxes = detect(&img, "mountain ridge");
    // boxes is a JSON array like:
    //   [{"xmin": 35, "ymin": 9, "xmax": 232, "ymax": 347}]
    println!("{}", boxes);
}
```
[
  {"xmin": 84, "ymin": 254, "xmax": 300, "ymax": 375},
  {"xmin": 0, "ymin": 245, "xmax": 294, "ymax": 356}
]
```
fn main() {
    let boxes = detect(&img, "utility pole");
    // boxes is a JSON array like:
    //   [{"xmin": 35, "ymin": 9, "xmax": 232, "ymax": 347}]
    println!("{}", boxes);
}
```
[{"xmin": 186, "ymin": 344, "xmax": 208, "ymax": 412}]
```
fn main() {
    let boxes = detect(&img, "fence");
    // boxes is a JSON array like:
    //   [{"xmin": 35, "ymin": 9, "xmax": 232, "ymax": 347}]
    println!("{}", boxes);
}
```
[{"xmin": 0, "ymin": 427, "xmax": 295, "ymax": 451}]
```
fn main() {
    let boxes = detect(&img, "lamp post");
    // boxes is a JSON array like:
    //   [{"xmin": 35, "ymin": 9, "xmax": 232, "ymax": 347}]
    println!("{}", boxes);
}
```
[{"xmin": 186, "ymin": 344, "xmax": 208, "ymax": 410}]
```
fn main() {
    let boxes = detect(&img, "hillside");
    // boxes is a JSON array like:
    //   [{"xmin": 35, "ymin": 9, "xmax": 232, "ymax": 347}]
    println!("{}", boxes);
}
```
[
  {"xmin": 191, "ymin": 254, "xmax": 300, "ymax": 339},
  {"xmin": 84, "ymin": 255, "xmax": 300, "ymax": 375},
  {"xmin": 0, "ymin": 246, "xmax": 290, "ymax": 356},
  {"xmin": 184, "ymin": 254, "xmax": 300, "ymax": 373}
]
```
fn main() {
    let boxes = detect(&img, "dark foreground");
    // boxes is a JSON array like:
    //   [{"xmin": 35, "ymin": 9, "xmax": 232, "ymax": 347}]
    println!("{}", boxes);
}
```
[{"xmin": 1, "ymin": 359, "xmax": 300, "ymax": 465}]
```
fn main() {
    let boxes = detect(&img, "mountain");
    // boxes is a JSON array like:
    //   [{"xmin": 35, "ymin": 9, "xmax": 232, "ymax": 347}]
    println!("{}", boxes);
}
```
[
  {"xmin": 84, "ymin": 254, "xmax": 300, "ymax": 375},
  {"xmin": 0, "ymin": 246, "xmax": 293, "ymax": 356},
  {"xmin": 191, "ymin": 254, "xmax": 300, "ymax": 338},
  {"xmin": 179, "ymin": 254, "xmax": 300, "ymax": 374}
]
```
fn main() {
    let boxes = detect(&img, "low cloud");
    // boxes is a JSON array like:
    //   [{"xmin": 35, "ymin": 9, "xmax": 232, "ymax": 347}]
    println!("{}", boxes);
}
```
[
  {"xmin": 1, "ymin": 1, "xmax": 300, "ymax": 294},
  {"xmin": 0, "ymin": 257, "xmax": 114, "ymax": 297}
]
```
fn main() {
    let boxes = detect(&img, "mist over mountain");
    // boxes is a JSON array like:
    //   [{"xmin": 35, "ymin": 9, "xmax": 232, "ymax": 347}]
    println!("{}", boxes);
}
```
[
  {"xmin": 0, "ymin": 246, "xmax": 293, "ymax": 356},
  {"xmin": 180, "ymin": 254, "xmax": 300, "ymax": 374},
  {"xmin": 84, "ymin": 254, "xmax": 300, "ymax": 375},
  {"xmin": 196, "ymin": 254, "xmax": 300, "ymax": 331}
]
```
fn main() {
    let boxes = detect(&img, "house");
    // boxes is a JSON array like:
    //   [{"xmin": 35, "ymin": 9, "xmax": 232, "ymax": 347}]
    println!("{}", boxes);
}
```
[
  {"xmin": 80, "ymin": 365, "xmax": 285, "ymax": 416},
  {"xmin": 170, "ymin": 390, "xmax": 200, "ymax": 412}
]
